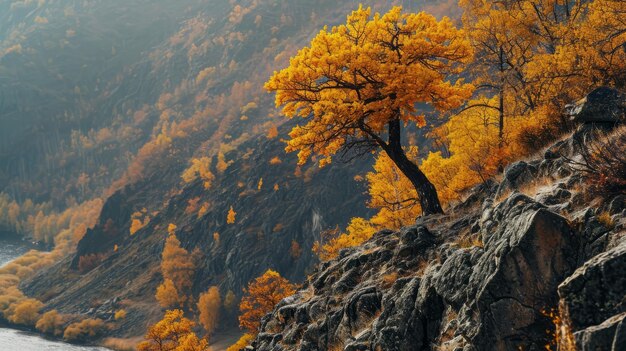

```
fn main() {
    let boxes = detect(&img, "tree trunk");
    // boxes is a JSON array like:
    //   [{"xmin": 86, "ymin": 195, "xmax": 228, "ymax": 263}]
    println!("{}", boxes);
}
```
[
  {"xmin": 498, "ymin": 45, "xmax": 505, "ymax": 147},
  {"xmin": 383, "ymin": 119, "xmax": 444, "ymax": 216}
]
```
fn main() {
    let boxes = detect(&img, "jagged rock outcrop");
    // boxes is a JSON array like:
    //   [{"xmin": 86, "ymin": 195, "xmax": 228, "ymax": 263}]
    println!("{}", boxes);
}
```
[
  {"xmin": 558, "ymin": 243, "xmax": 626, "ymax": 350},
  {"xmin": 566, "ymin": 87, "xmax": 626, "ymax": 124},
  {"xmin": 252, "ymin": 193, "xmax": 582, "ymax": 351},
  {"xmin": 250, "ymin": 98, "xmax": 626, "ymax": 351}
]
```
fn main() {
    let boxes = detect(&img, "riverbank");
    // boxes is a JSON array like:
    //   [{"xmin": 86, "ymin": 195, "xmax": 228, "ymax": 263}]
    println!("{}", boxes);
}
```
[
  {"xmin": 0, "ymin": 238, "xmax": 112, "ymax": 350},
  {"xmin": 0, "ymin": 327, "xmax": 111, "ymax": 350}
]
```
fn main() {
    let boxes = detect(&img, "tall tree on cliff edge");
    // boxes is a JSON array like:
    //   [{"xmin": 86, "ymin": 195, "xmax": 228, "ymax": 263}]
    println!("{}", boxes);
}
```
[{"xmin": 265, "ymin": 6, "xmax": 474, "ymax": 215}]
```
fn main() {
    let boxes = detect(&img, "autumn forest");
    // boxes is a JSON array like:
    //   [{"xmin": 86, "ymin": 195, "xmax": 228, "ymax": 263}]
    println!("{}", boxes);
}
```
[{"xmin": 0, "ymin": 0, "xmax": 625, "ymax": 350}]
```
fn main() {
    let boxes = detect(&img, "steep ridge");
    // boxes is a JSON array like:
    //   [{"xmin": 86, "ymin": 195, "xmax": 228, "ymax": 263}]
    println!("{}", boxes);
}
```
[
  {"xmin": 250, "ymin": 93, "xmax": 626, "ymax": 351},
  {"xmin": 21, "ymin": 121, "xmax": 373, "ymax": 337}
]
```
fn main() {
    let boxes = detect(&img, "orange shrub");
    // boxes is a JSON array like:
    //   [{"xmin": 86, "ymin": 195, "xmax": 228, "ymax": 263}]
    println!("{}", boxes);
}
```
[
  {"xmin": 63, "ymin": 318, "xmax": 106, "ymax": 342},
  {"xmin": 36, "ymin": 310, "xmax": 65, "ymax": 336},
  {"xmin": 239, "ymin": 270, "xmax": 296, "ymax": 333},
  {"xmin": 197, "ymin": 286, "xmax": 221, "ymax": 335}
]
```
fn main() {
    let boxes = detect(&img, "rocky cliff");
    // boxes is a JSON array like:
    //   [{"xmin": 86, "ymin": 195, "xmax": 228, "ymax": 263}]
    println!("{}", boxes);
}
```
[{"xmin": 249, "ymin": 92, "xmax": 626, "ymax": 351}]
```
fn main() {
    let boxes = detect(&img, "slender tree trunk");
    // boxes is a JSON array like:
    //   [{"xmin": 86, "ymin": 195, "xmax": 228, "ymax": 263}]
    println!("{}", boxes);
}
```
[
  {"xmin": 498, "ymin": 46, "xmax": 505, "ymax": 147},
  {"xmin": 383, "ymin": 119, "xmax": 444, "ymax": 216}
]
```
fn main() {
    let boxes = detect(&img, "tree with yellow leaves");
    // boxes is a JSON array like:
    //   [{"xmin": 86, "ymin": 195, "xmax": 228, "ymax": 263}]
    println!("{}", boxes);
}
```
[
  {"xmin": 138, "ymin": 310, "xmax": 208, "ymax": 351},
  {"xmin": 227, "ymin": 206, "xmax": 236, "ymax": 224},
  {"xmin": 36, "ymin": 310, "xmax": 65, "ymax": 336},
  {"xmin": 157, "ymin": 234, "xmax": 195, "ymax": 308},
  {"xmin": 421, "ymin": 96, "xmax": 519, "ymax": 203},
  {"xmin": 265, "ymin": 6, "xmax": 473, "ymax": 215},
  {"xmin": 459, "ymin": 0, "xmax": 537, "ymax": 141},
  {"xmin": 577, "ymin": 0, "xmax": 626, "ymax": 88},
  {"xmin": 460, "ymin": 0, "xmax": 626, "ymax": 149},
  {"xmin": 266, "ymin": 125, "xmax": 279, "ymax": 139},
  {"xmin": 366, "ymin": 147, "xmax": 422, "ymax": 230},
  {"xmin": 155, "ymin": 279, "xmax": 182, "ymax": 308},
  {"xmin": 238, "ymin": 269, "xmax": 296, "ymax": 333},
  {"xmin": 313, "ymin": 218, "xmax": 377, "ymax": 261},
  {"xmin": 8, "ymin": 298, "xmax": 43, "ymax": 326},
  {"xmin": 181, "ymin": 157, "xmax": 215, "ymax": 190},
  {"xmin": 197, "ymin": 286, "xmax": 220, "ymax": 336}
]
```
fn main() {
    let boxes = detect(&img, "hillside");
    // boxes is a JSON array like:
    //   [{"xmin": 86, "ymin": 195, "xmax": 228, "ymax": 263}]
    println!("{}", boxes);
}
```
[
  {"xmin": 0, "ymin": 0, "xmax": 624, "ymax": 350},
  {"xmin": 0, "ymin": 0, "xmax": 457, "ymax": 347},
  {"xmin": 251, "ymin": 97, "xmax": 626, "ymax": 351}
]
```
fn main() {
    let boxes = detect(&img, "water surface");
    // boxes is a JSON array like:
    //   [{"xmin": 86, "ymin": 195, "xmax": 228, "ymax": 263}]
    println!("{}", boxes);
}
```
[{"xmin": 0, "ymin": 238, "xmax": 110, "ymax": 350}]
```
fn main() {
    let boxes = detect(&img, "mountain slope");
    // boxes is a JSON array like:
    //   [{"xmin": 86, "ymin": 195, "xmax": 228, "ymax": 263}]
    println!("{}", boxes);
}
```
[{"xmin": 249, "ymin": 108, "xmax": 626, "ymax": 350}]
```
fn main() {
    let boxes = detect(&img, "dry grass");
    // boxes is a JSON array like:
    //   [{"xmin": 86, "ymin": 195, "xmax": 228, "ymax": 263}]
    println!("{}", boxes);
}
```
[
  {"xmin": 381, "ymin": 272, "xmax": 398, "ymax": 289},
  {"xmin": 597, "ymin": 211, "xmax": 615, "ymax": 229},
  {"xmin": 416, "ymin": 258, "xmax": 431, "ymax": 276},
  {"xmin": 455, "ymin": 234, "xmax": 484, "ymax": 249},
  {"xmin": 566, "ymin": 125, "xmax": 626, "ymax": 196},
  {"xmin": 103, "ymin": 337, "xmax": 141, "ymax": 351}
]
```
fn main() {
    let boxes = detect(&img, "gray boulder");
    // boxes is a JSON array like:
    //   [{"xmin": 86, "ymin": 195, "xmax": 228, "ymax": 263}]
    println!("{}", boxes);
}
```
[
  {"xmin": 558, "ymin": 243, "xmax": 626, "ymax": 332},
  {"xmin": 496, "ymin": 161, "xmax": 537, "ymax": 197},
  {"xmin": 566, "ymin": 87, "xmax": 625, "ymax": 124},
  {"xmin": 574, "ymin": 312, "xmax": 626, "ymax": 351}
]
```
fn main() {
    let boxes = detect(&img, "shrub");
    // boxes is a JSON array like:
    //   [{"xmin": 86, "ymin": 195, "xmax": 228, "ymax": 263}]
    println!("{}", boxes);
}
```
[
  {"xmin": 63, "ymin": 318, "xmax": 106, "ymax": 342},
  {"xmin": 137, "ymin": 310, "xmax": 206, "ymax": 351},
  {"xmin": 226, "ymin": 333, "xmax": 254, "ymax": 351},
  {"xmin": 239, "ymin": 270, "xmax": 296, "ymax": 333},
  {"xmin": 8, "ymin": 298, "xmax": 43, "ymax": 326},
  {"xmin": 597, "ymin": 211, "xmax": 615, "ymax": 229},
  {"xmin": 155, "ymin": 279, "xmax": 183, "ymax": 308},
  {"xmin": 567, "ymin": 126, "xmax": 626, "ymax": 196},
  {"xmin": 36, "ymin": 310, "xmax": 65, "ymax": 336},
  {"xmin": 197, "ymin": 286, "xmax": 220, "ymax": 335},
  {"xmin": 114, "ymin": 309, "xmax": 127, "ymax": 320}
]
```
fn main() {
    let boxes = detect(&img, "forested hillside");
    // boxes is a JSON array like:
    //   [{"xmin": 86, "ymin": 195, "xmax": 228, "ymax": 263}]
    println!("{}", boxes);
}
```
[{"xmin": 0, "ymin": 0, "xmax": 624, "ymax": 350}]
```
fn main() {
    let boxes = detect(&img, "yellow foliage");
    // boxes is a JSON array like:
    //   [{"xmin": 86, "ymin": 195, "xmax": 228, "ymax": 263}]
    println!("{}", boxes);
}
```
[
  {"xmin": 268, "ymin": 156, "xmax": 282, "ymax": 165},
  {"xmin": 197, "ymin": 286, "xmax": 220, "ymax": 335},
  {"xmin": 167, "ymin": 223, "xmax": 177, "ymax": 235},
  {"xmin": 137, "ymin": 310, "xmax": 207, "ymax": 351},
  {"xmin": 257, "ymin": 178, "xmax": 263, "ymax": 190},
  {"xmin": 63, "ymin": 318, "xmax": 106, "ymax": 342},
  {"xmin": 198, "ymin": 203, "xmax": 210, "ymax": 218},
  {"xmin": 216, "ymin": 152, "xmax": 231, "ymax": 173},
  {"xmin": 8, "ymin": 298, "xmax": 43, "ymax": 326},
  {"xmin": 266, "ymin": 5, "xmax": 473, "ymax": 168},
  {"xmin": 241, "ymin": 102, "xmax": 258, "ymax": 114},
  {"xmin": 266, "ymin": 6, "xmax": 472, "ymax": 215},
  {"xmin": 460, "ymin": 0, "xmax": 626, "ymax": 151},
  {"xmin": 36, "ymin": 310, "xmax": 65, "ymax": 336},
  {"xmin": 130, "ymin": 210, "xmax": 150, "ymax": 236},
  {"xmin": 159, "ymin": 234, "xmax": 195, "ymax": 307},
  {"xmin": 239, "ymin": 269, "xmax": 296, "ymax": 333},
  {"xmin": 314, "ymin": 218, "xmax": 377, "ymax": 261},
  {"xmin": 156, "ymin": 279, "xmax": 183, "ymax": 309},
  {"xmin": 226, "ymin": 333, "xmax": 254, "ymax": 351},
  {"xmin": 421, "ymin": 97, "xmax": 516, "ymax": 204},
  {"xmin": 227, "ymin": 206, "xmax": 237, "ymax": 224},
  {"xmin": 181, "ymin": 157, "xmax": 215, "ymax": 189},
  {"xmin": 266, "ymin": 125, "xmax": 279, "ymax": 139},
  {"xmin": 367, "ymin": 148, "xmax": 422, "ymax": 230},
  {"xmin": 114, "ymin": 309, "xmax": 127, "ymax": 320},
  {"xmin": 196, "ymin": 66, "xmax": 215, "ymax": 84}
]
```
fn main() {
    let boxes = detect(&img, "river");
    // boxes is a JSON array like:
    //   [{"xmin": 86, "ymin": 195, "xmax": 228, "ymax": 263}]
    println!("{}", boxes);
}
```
[{"xmin": 0, "ymin": 238, "xmax": 110, "ymax": 351}]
